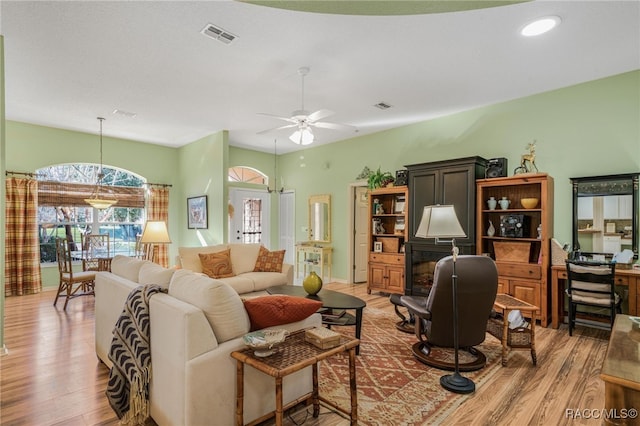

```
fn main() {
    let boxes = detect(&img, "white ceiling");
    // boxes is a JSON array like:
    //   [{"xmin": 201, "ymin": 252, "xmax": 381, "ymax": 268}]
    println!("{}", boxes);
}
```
[{"xmin": 1, "ymin": 1, "xmax": 639, "ymax": 154}]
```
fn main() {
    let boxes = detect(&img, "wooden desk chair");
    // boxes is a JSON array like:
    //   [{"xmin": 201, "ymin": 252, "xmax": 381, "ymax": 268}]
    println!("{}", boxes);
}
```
[
  {"xmin": 54, "ymin": 237, "xmax": 96, "ymax": 310},
  {"xmin": 81, "ymin": 233, "xmax": 110, "ymax": 271},
  {"xmin": 134, "ymin": 234, "xmax": 150, "ymax": 260},
  {"xmin": 565, "ymin": 260, "xmax": 620, "ymax": 336}
]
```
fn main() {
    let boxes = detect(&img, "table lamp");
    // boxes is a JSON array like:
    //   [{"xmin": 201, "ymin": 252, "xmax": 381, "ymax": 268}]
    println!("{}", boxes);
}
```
[
  {"xmin": 415, "ymin": 204, "xmax": 473, "ymax": 394},
  {"xmin": 140, "ymin": 221, "xmax": 171, "ymax": 264}
]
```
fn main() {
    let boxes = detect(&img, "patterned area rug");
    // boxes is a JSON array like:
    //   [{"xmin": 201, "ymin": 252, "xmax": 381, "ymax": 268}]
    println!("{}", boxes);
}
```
[{"xmin": 318, "ymin": 308, "xmax": 503, "ymax": 425}]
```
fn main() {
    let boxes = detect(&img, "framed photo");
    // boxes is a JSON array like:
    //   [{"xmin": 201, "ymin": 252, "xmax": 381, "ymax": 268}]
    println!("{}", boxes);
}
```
[
  {"xmin": 187, "ymin": 196, "xmax": 208, "ymax": 229},
  {"xmin": 373, "ymin": 241, "xmax": 383, "ymax": 253}
]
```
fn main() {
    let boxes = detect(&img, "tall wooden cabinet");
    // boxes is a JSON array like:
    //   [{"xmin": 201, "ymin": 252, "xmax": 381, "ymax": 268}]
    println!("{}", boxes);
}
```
[
  {"xmin": 367, "ymin": 186, "xmax": 408, "ymax": 294},
  {"xmin": 476, "ymin": 173, "xmax": 554, "ymax": 326},
  {"xmin": 404, "ymin": 156, "xmax": 487, "ymax": 296}
]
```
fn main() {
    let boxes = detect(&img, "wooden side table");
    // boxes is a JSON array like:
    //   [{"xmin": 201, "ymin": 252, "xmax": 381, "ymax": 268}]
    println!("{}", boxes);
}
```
[
  {"xmin": 231, "ymin": 329, "xmax": 359, "ymax": 426},
  {"xmin": 487, "ymin": 293, "xmax": 538, "ymax": 367}
]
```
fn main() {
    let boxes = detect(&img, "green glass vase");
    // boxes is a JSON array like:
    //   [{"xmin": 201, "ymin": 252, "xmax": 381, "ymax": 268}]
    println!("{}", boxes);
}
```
[{"xmin": 303, "ymin": 271, "xmax": 323, "ymax": 295}]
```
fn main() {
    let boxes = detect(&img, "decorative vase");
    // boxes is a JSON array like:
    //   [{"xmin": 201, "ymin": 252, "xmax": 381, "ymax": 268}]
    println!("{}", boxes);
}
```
[
  {"xmin": 303, "ymin": 271, "xmax": 323, "ymax": 295},
  {"xmin": 499, "ymin": 197, "xmax": 510, "ymax": 210},
  {"xmin": 487, "ymin": 197, "xmax": 497, "ymax": 210},
  {"xmin": 487, "ymin": 220, "xmax": 496, "ymax": 237}
]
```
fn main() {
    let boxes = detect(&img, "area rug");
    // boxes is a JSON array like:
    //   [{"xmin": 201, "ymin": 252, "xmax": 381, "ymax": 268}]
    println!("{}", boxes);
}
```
[{"xmin": 318, "ymin": 308, "xmax": 503, "ymax": 425}]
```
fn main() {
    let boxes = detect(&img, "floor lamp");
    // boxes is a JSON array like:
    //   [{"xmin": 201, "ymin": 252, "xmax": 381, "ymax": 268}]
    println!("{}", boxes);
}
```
[
  {"xmin": 140, "ymin": 221, "xmax": 172, "ymax": 264},
  {"xmin": 415, "ymin": 204, "xmax": 474, "ymax": 394}
]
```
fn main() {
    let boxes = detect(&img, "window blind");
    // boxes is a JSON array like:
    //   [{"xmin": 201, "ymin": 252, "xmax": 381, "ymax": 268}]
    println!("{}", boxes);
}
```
[{"xmin": 37, "ymin": 181, "xmax": 145, "ymax": 208}]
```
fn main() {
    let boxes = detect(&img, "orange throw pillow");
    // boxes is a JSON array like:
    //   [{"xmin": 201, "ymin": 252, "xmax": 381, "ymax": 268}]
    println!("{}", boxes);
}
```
[
  {"xmin": 243, "ymin": 295, "xmax": 322, "ymax": 331},
  {"xmin": 253, "ymin": 246, "xmax": 285, "ymax": 273},
  {"xmin": 199, "ymin": 250, "xmax": 234, "ymax": 279}
]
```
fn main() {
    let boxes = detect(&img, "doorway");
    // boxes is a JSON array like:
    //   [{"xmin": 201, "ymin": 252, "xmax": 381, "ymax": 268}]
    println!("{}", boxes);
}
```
[{"xmin": 228, "ymin": 188, "xmax": 271, "ymax": 247}]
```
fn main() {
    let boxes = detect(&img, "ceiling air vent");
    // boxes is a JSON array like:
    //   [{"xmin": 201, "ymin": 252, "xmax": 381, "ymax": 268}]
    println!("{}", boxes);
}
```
[
  {"xmin": 374, "ymin": 102, "xmax": 392, "ymax": 110},
  {"xmin": 201, "ymin": 23, "xmax": 237, "ymax": 45}
]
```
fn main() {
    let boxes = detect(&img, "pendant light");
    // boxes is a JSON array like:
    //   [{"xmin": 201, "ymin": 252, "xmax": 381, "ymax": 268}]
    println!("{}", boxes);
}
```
[
  {"xmin": 267, "ymin": 139, "xmax": 284, "ymax": 193},
  {"xmin": 84, "ymin": 117, "xmax": 118, "ymax": 209}
]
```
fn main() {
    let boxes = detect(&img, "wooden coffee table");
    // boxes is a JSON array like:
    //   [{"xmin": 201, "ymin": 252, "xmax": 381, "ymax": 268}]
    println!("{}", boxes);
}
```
[
  {"xmin": 231, "ymin": 329, "xmax": 359, "ymax": 426},
  {"xmin": 266, "ymin": 285, "xmax": 366, "ymax": 354}
]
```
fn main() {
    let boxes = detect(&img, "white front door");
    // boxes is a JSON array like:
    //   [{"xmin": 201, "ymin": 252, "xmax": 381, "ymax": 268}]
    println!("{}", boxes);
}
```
[{"xmin": 229, "ymin": 188, "xmax": 271, "ymax": 247}]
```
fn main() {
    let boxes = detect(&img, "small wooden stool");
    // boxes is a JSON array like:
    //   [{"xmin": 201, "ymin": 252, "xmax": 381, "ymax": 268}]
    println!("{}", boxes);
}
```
[{"xmin": 487, "ymin": 293, "xmax": 538, "ymax": 367}]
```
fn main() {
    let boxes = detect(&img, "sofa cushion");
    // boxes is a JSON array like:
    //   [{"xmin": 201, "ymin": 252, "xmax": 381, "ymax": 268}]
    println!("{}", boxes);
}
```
[
  {"xmin": 243, "ymin": 295, "xmax": 322, "ymax": 331},
  {"xmin": 238, "ymin": 272, "xmax": 289, "ymax": 292},
  {"xmin": 138, "ymin": 262, "xmax": 176, "ymax": 289},
  {"xmin": 199, "ymin": 250, "xmax": 234, "ymax": 279},
  {"xmin": 253, "ymin": 246, "xmax": 285, "ymax": 273},
  {"xmin": 110, "ymin": 255, "xmax": 149, "ymax": 282},
  {"xmin": 229, "ymin": 243, "xmax": 261, "ymax": 275},
  {"xmin": 216, "ymin": 275, "xmax": 255, "ymax": 295},
  {"xmin": 169, "ymin": 269, "xmax": 250, "ymax": 343},
  {"xmin": 178, "ymin": 245, "xmax": 228, "ymax": 273}
]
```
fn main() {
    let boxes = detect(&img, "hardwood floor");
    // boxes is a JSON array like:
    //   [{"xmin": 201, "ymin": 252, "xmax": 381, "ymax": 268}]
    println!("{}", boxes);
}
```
[{"xmin": 0, "ymin": 283, "xmax": 609, "ymax": 425}]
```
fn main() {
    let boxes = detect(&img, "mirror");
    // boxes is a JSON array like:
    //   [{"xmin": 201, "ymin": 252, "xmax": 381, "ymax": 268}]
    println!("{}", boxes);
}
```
[
  {"xmin": 571, "ymin": 173, "xmax": 638, "ymax": 259},
  {"xmin": 309, "ymin": 194, "xmax": 331, "ymax": 243}
]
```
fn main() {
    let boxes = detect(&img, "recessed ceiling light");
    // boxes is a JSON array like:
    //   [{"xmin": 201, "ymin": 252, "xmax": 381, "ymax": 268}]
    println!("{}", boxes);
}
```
[{"xmin": 521, "ymin": 16, "xmax": 561, "ymax": 37}]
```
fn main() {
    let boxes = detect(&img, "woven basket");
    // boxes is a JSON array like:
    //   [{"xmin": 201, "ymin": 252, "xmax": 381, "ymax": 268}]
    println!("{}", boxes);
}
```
[{"xmin": 487, "ymin": 316, "xmax": 532, "ymax": 347}]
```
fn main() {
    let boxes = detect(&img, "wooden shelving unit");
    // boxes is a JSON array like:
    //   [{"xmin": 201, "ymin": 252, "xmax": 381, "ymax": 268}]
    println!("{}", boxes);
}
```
[
  {"xmin": 476, "ymin": 173, "xmax": 554, "ymax": 326},
  {"xmin": 367, "ymin": 186, "xmax": 408, "ymax": 294}
]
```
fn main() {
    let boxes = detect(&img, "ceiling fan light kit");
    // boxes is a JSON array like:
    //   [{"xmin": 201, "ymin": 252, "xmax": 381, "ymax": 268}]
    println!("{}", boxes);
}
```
[{"xmin": 258, "ymin": 66, "xmax": 356, "ymax": 145}]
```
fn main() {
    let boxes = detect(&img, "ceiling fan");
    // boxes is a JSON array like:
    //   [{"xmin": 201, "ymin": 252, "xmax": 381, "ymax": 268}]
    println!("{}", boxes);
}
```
[{"xmin": 258, "ymin": 67, "xmax": 357, "ymax": 145}]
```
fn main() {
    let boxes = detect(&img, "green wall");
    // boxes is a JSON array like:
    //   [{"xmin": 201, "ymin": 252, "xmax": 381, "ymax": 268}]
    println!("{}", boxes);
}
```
[
  {"xmin": 1, "ymin": 35, "xmax": 7, "ymax": 354},
  {"xmin": 177, "ymin": 131, "xmax": 228, "ymax": 247}
]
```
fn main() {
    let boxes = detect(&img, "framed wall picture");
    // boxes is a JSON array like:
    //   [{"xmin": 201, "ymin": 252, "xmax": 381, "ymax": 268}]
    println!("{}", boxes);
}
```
[{"xmin": 187, "ymin": 196, "xmax": 208, "ymax": 229}]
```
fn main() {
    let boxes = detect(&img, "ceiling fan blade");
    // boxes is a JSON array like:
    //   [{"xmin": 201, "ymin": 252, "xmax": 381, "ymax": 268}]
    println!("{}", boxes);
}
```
[
  {"xmin": 312, "ymin": 121, "xmax": 357, "ymax": 132},
  {"xmin": 257, "ymin": 124, "xmax": 298, "ymax": 135},
  {"xmin": 257, "ymin": 112, "xmax": 297, "ymax": 124},
  {"xmin": 307, "ymin": 109, "xmax": 334, "ymax": 122}
]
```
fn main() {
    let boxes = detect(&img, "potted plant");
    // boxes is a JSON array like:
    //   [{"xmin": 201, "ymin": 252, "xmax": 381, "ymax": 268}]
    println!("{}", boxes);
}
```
[{"xmin": 367, "ymin": 167, "xmax": 395, "ymax": 189}]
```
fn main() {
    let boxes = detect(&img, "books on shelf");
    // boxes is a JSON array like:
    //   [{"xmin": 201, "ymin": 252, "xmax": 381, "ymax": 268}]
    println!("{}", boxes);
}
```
[{"xmin": 318, "ymin": 308, "xmax": 349, "ymax": 325}]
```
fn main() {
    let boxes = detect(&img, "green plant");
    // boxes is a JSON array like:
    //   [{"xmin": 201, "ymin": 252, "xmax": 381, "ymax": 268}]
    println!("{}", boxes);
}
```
[{"xmin": 367, "ymin": 167, "xmax": 395, "ymax": 189}]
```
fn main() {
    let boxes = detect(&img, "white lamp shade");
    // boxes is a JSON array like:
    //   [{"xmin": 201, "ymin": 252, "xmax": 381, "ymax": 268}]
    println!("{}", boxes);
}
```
[
  {"xmin": 415, "ymin": 205, "xmax": 466, "ymax": 239},
  {"xmin": 140, "ymin": 221, "xmax": 172, "ymax": 244},
  {"xmin": 289, "ymin": 127, "xmax": 314, "ymax": 145}
]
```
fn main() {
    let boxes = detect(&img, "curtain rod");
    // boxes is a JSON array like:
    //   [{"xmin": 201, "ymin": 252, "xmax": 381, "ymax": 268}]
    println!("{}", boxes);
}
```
[
  {"xmin": 5, "ymin": 171, "xmax": 41, "ymax": 177},
  {"xmin": 6, "ymin": 171, "xmax": 172, "ymax": 188}
]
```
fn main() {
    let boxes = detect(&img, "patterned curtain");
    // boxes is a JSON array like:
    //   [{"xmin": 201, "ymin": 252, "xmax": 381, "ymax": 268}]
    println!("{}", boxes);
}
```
[
  {"xmin": 5, "ymin": 177, "xmax": 42, "ymax": 295},
  {"xmin": 147, "ymin": 187, "xmax": 170, "ymax": 268}
]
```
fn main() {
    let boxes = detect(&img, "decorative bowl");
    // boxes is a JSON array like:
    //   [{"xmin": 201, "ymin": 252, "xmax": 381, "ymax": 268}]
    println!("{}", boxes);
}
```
[
  {"xmin": 242, "ymin": 329, "xmax": 289, "ymax": 357},
  {"xmin": 520, "ymin": 198, "xmax": 539, "ymax": 209}
]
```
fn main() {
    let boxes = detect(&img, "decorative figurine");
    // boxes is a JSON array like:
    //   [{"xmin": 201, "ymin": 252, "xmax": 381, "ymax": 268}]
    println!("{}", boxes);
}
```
[{"xmin": 514, "ymin": 141, "xmax": 538, "ymax": 174}]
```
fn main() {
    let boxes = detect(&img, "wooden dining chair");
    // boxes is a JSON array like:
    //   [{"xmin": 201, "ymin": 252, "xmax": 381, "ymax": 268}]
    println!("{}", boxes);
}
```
[
  {"xmin": 81, "ymin": 233, "xmax": 110, "ymax": 271},
  {"xmin": 54, "ymin": 237, "xmax": 96, "ymax": 310},
  {"xmin": 565, "ymin": 260, "xmax": 620, "ymax": 336}
]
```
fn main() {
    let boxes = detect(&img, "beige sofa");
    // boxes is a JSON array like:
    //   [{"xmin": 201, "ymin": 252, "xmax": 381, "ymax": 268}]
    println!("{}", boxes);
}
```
[
  {"xmin": 177, "ymin": 243, "xmax": 293, "ymax": 296},
  {"xmin": 95, "ymin": 255, "xmax": 321, "ymax": 425}
]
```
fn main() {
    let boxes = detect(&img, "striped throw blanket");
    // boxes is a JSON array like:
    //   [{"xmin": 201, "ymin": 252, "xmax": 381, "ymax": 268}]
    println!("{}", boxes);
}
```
[{"xmin": 106, "ymin": 284, "xmax": 166, "ymax": 425}]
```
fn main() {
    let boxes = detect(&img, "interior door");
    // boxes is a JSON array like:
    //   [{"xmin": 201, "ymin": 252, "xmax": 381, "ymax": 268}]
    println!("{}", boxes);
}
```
[
  {"xmin": 278, "ymin": 191, "xmax": 295, "ymax": 265},
  {"xmin": 353, "ymin": 186, "xmax": 369, "ymax": 282},
  {"xmin": 229, "ymin": 188, "xmax": 270, "ymax": 247}
]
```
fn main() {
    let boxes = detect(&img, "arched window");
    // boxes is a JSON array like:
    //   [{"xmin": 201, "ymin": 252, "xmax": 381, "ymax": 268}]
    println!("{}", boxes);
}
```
[
  {"xmin": 36, "ymin": 164, "xmax": 146, "ymax": 263},
  {"xmin": 228, "ymin": 166, "xmax": 268, "ymax": 185}
]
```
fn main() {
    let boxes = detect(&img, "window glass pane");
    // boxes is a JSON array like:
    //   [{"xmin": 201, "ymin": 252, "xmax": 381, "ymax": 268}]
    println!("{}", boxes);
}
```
[{"xmin": 36, "ymin": 164, "xmax": 145, "ymax": 264}]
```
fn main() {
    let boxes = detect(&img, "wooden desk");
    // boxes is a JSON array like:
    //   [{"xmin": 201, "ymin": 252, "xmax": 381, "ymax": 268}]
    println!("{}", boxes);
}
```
[
  {"xmin": 600, "ymin": 314, "xmax": 640, "ymax": 425},
  {"xmin": 232, "ymin": 329, "xmax": 359, "ymax": 426},
  {"xmin": 551, "ymin": 265, "xmax": 640, "ymax": 329},
  {"xmin": 295, "ymin": 244, "xmax": 332, "ymax": 282}
]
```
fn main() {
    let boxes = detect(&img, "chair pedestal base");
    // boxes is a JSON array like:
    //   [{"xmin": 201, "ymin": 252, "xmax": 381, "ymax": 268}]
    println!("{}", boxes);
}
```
[
  {"xmin": 412, "ymin": 342, "xmax": 486, "ymax": 372},
  {"xmin": 440, "ymin": 372, "xmax": 475, "ymax": 394}
]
